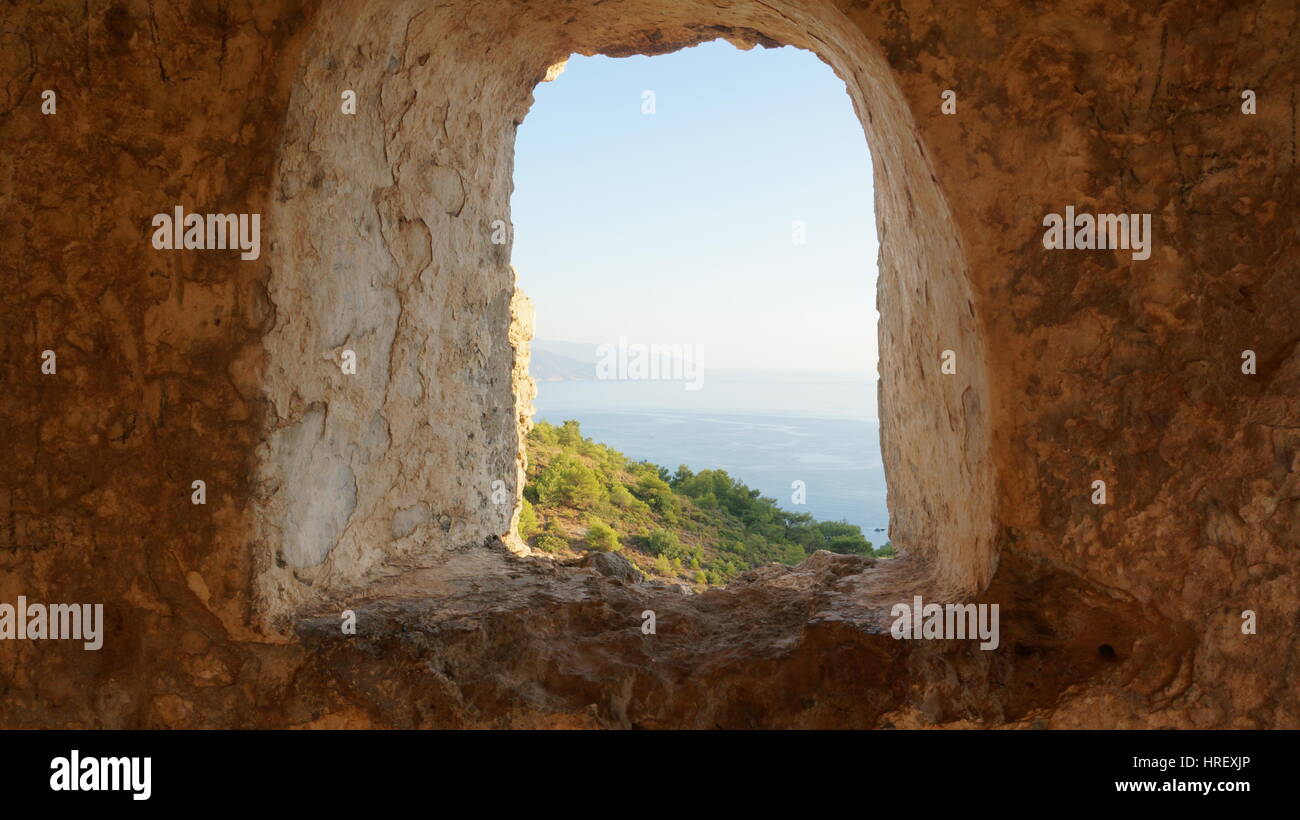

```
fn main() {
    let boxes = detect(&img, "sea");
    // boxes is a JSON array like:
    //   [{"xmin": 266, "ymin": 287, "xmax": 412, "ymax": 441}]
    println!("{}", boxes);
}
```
[{"xmin": 532, "ymin": 376, "xmax": 889, "ymax": 539}]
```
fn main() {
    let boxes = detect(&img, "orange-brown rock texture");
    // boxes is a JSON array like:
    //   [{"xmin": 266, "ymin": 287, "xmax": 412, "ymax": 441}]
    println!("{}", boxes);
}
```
[{"xmin": 1, "ymin": 0, "xmax": 1296, "ymax": 728}]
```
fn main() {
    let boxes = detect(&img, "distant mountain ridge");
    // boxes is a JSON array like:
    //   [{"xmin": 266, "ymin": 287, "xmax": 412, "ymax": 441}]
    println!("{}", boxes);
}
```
[
  {"xmin": 531, "ymin": 348, "xmax": 596, "ymax": 382},
  {"xmin": 532, "ymin": 339, "xmax": 599, "ymax": 364},
  {"xmin": 529, "ymin": 339, "xmax": 875, "ymax": 384}
]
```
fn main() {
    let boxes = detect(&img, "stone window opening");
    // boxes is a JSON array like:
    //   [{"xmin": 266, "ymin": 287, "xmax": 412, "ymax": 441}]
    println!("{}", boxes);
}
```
[
  {"xmin": 262, "ymin": 2, "xmax": 994, "ymax": 632},
  {"xmin": 504, "ymin": 40, "xmax": 889, "ymax": 591}
]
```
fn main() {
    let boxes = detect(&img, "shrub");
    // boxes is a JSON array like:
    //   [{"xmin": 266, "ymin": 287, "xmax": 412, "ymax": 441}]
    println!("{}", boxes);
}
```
[
  {"xmin": 585, "ymin": 518, "xmax": 620, "ymax": 552},
  {"xmin": 644, "ymin": 528, "xmax": 682, "ymax": 557},
  {"xmin": 535, "ymin": 534, "xmax": 566, "ymax": 553},
  {"xmin": 608, "ymin": 483, "xmax": 636, "ymax": 509},
  {"xmin": 517, "ymin": 499, "xmax": 540, "ymax": 540}
]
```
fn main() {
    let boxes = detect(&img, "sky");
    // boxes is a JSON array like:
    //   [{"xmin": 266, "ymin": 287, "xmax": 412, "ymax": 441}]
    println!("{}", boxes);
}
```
[{"xmin": 510, "ymin": 40, "xmax": 878, "ymax": 375}]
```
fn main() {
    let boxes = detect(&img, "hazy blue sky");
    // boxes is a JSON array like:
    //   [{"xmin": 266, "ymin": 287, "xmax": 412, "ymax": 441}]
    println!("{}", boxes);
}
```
[{"xmin": 510, "ymin": 41, "xmax": 878, "ymax": 374}]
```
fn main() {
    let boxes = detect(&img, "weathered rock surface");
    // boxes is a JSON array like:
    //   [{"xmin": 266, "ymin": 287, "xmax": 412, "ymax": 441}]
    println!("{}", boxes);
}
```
[
  {"xmin": 572, "ymin": 550, "xmax": 646, "ymax": 585},
  {"xmin": 0, "ymin": 0, "xmax": 1296, "ymax": 728}
]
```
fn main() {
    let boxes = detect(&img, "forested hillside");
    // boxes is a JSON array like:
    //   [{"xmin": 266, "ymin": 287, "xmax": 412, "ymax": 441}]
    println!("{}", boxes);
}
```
[{"xmin": 521, "ymin": 420, "xmax": 894, "ymax": 587}]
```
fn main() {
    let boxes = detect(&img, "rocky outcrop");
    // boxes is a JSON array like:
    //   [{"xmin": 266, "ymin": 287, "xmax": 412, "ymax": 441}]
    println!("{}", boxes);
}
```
[
  {"xmin": 0, "ymin": 0, "xmax": 1296, "ymax": 728},
  {"xmin": 572, "ymin": 550, "xmax": 645, "ymax": 584}
]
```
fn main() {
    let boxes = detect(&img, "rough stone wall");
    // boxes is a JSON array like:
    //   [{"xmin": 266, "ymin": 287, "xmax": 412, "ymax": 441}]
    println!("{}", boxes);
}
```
[
  {"xmin": 1, "ymin": 0, "xmax": 313, "ymax": 726},
  {"xmin": 254, "ymin": 0, "xmax": 532, "ymax": 626},
  {"xmin": 859, "ymin": 0, "xmax": 1300, "ymax": 727},
  {"xmin": 0, "ymin": 0, "xmax": 1295, "ymax": 728}
]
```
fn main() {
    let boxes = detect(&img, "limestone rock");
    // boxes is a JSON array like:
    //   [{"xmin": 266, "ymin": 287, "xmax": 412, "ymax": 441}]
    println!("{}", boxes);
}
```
[{"xmin": 574, "ymin": 551, "xmax": 645, "ymax": 585}]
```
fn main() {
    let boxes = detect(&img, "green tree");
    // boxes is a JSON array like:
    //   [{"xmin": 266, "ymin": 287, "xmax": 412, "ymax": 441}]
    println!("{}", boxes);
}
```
[
  {"xmin": 535, "ymin": 453, "xmax": 605, "ymax": 509},
  {"xmin": 780, "ymin": 541, "xmax": 807, "ymax": 564},
  {"xmin": 528, "ymin": 420, "xmax": 559, "ymax": 446},
  {"xmin": 556, "ymin": 419, "xmax": 584, "ymax": 448},
  {"xmin": 807, "ymin": 520, "xmax": 873, "ymax": 555}
]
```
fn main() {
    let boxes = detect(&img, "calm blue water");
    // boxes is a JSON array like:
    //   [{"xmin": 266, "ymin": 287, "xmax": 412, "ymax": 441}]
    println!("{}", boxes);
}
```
[{"xmin": 533, "ymin": 378, "xmax": 889, "ymax": 537}]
